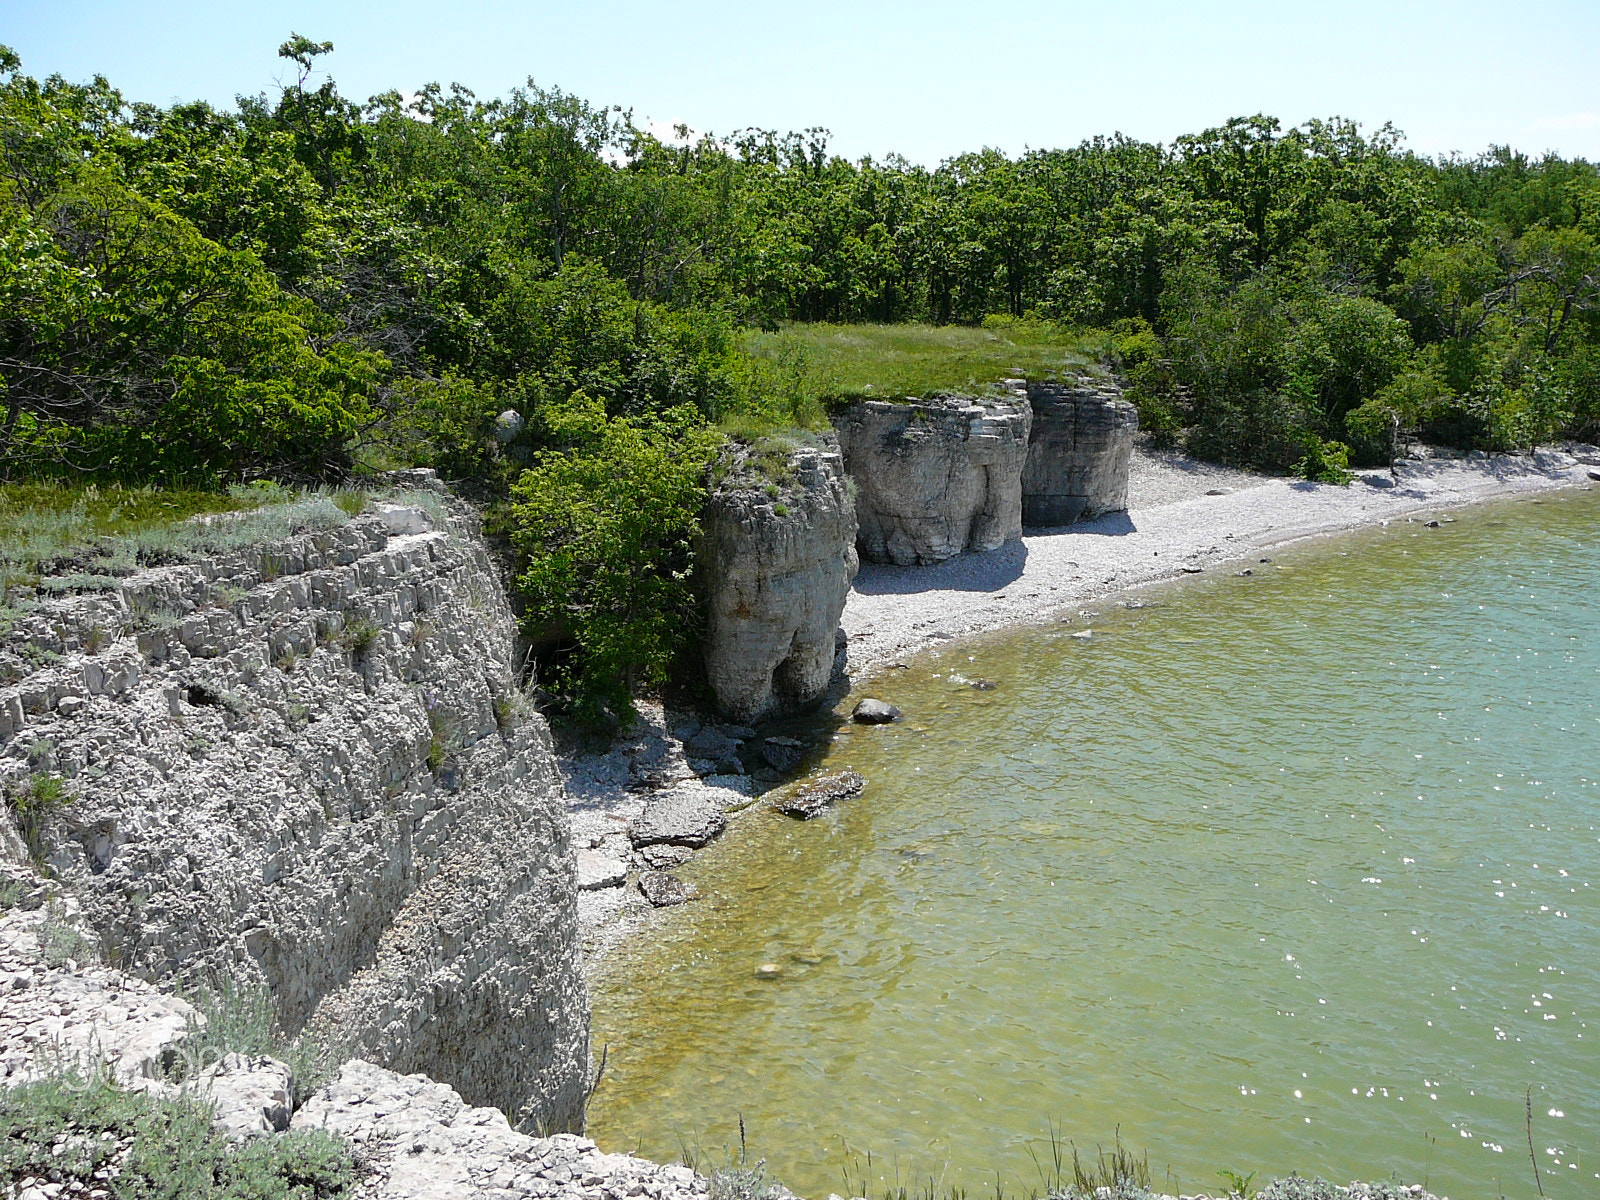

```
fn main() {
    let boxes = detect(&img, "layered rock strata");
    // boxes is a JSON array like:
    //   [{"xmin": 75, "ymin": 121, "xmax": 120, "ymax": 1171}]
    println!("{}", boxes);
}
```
[
  {"xmin": 1022, "ymin": 378, "xmax": 1138, "ymax": 525},
  {"xmin": 0, "ymin": 481, "xmax": 587, "ymax": 1130},
  {"xmin": 836, "ymin": 394, "xmax": 1031, "ymax": 565},
  {"xmin": 698, "ymin": 443, "xmax": 858, "ymax": 725}
]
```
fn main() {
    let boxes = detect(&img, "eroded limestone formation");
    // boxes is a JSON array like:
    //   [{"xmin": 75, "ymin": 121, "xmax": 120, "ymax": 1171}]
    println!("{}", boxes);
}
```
[
  {"xmin": 836, "ymin": 394, "xmax": 1031, "ymax": 565},
  {"xmin": 1022, "ymin": 378, "xmax": 1139, "ymax": 525},
  {"xmin": 698, "ymin": 443, "xmax": 857, "ymax": 725},
  {"xmin": 0, "ymin": 478, "xmax": 588, "ymax": 1131}
]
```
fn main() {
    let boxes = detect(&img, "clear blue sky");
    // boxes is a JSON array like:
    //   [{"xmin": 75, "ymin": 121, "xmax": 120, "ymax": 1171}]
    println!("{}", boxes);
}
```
[{"xmin": 5, "ymin": 0, "xmax": 1598, "ymax": 164}]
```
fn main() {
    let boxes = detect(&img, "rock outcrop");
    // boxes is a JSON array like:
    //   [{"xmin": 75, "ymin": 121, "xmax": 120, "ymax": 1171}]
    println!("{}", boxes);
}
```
[
  {"xmin": 698, "ymin": 442, "xmax": 858, "ymax": 725},
  {"xmin": 836, "ymin": 394, "xmax": 1031, "ymax": 565},
  {"xmin": 294, "ymin": 1059, "xmax": 714, "ymax": 1200},
  {"xmin": 0, "ymin": 479, "xmax": 587, "ymax": 1131},
  {"xmin": 1022, "ymin": 378, "xmax": 1138, "ymax": 525}
]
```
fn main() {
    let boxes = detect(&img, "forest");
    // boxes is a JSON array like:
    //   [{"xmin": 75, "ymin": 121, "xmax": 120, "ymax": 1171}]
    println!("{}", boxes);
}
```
[{"xmin": 3, "ymin": 35, "xmax": 1597, "ymax": 715}]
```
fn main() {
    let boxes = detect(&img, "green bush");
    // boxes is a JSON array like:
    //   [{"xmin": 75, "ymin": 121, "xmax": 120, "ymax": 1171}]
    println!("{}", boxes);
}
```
[
  {"xmin": 0, "ymin": 1072, "xmax": 358, "ymax": 1198},
  {"xmin": 1291, "ymin": 432, "xmax": 1354, "ymax": 484},
  {"xmin": 507, "ymin": 394, "xmax": 722, "ymax": 724}
]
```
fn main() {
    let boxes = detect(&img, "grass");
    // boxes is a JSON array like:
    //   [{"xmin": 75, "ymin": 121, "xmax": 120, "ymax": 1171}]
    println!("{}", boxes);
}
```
[
  {"xmin": 0, "ymin": 479, "xmax": 373, "ymax": 606},
  {"xmin": 172, "ymin": 976, "xmax": 333, "ymax": 1108},
  {"xmin": 733, "ymin": 318, "xmax": 1107, "ymax": 437}
]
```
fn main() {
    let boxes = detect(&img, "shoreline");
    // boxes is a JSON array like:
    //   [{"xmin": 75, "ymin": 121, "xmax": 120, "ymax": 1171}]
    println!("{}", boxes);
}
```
[
  {"xmin": 565, "ymin": 444, "xmax": 1597, "ymax": 975},
  {"xmin": 840, "ymin": 445, "xmax": 1597, "ymax": 682}
]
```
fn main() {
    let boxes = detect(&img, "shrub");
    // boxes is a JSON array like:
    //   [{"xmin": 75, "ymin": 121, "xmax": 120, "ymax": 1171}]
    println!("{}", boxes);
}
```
[
  {"xmin": 3, "ymin": 772, "xmax": 72, "ymax": 863},
  {"xmin": 1291, "ymin": 433, "xmax": 1354, "ymax": 484},
  {"xmin": 0, "ymin": 1072, "xmax": 358, "ymax": 1199},
  {"xmin": 507, "ymin": 393, "xmax": 722, "ymax": 724}
]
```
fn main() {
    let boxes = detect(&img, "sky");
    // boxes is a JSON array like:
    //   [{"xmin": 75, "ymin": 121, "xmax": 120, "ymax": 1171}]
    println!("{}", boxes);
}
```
[{"xmin": 4, "ymin": 0, "xmax": 1599, "ymax": 165}]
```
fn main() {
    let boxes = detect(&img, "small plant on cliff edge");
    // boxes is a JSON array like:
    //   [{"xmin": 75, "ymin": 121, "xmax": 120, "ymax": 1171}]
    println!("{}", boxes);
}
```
[
  {"xmin": 339, "ymin": 618, "xmax": 381, "ymax": 660},
  {"xmin": 3, "ymin": 772, "xmax": 72, "ymax": 863},
  {"xmin": 705, "ymin": 1116, "xmax": 786, "ymax": 1200},
  {"xmin": 1218, "ymin": 1167, "xmax": 1259, "ymax": 1198},
  {"xmin": 174, "ymin": 976, "xmax": 333, "ymax": 1107}
]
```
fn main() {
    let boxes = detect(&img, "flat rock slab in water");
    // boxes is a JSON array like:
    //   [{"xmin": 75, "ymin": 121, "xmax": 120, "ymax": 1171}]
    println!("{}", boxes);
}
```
[
  {"xmin": 774, "ymin": 770, "xmax": 867, "ymax": 820},
  {"xmin": 851, "ymin": 699, "xmax": 901, "ymax": 724},
  {"xmin": 629, "ymin": 788, "xmax": 727, "ymax": 848},
  {"xmin": 638, "ymin": 872, "xmax": 698, "ymax": 907}
]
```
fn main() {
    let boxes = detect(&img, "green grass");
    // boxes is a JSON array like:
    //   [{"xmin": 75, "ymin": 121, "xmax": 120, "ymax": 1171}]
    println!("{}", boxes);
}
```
[
  {"xmin": 0, "ymin": 480, "xmax": 373, "ymax": 605},
  {"xmin": 733, "ymin": 319, "xmax": 1107, "ymax": 436}
]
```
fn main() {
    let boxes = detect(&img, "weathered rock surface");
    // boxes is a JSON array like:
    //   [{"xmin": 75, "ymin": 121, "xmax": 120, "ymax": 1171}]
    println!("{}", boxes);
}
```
[
  {"xmin": 1022, "ymin": 378, "xmax": 1138, "ymax": 525},
  {"xmin": 0, "ymin": 482, "xmax": 587, "ymax": 1131},
  {"xmin": 197, "ymin": 1052, "xmax": 295, "ymax": 1136},
  {"xmin": 773, "ymin": 770, "xmax": 866, "ymax": 820},
  {"xmin": 629, "ymin": 788, "xmax": 726, "ymax": 848},
  {"xmin": 851, "ymin": 698, "xmax": 901, "ymax": 724},
  {"xmin": 837, "ymin": 394, "xmax": 1031, "ymax": 564},
  {"xmin": 699, "ymin": 443, "xmax": 858, "ymax": 724},
  {"xmin": 637, "ymin": 873, "xmax": 698, "ymax": 907},
  {"xmin": 294, "ymin": 1059, "xmax": 713, "ymax": 1200},
  {"xmin": 0, "ymin": 906, "xmax": 195, "ymax": 1088}
]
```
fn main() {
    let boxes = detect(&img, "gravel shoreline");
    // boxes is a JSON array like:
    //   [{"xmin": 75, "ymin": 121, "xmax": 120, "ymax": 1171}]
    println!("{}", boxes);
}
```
[{"xmin": 841, "ymin": 443, "xmax": 1597, "ymax": 679}]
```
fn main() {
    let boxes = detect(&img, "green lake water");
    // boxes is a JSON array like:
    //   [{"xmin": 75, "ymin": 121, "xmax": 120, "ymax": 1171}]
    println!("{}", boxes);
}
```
[{"xmin": 587, "ymin": 489, "xmax": 1600, "ymax": 1200}]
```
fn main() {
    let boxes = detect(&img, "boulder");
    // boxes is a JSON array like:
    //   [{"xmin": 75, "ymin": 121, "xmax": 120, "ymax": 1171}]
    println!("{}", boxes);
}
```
[
  {"xmin": 1022, "ymin": 379, "xmax": 1137, "ymax": 525},
  {"xmin": 575, "ymin": 849, "xmax": 628, "ymax": 891},
  {"xmin": 837, "ymin": 394, "xmax": 1031, "ymax": 565},
  {"xmin": 851, "ymin": 698, "xmax": 901, "ymax": 724},
  {"xmin": 638, "ymin": 873, "xmax": 698, "ymax": 907},
  {"xmin": 629, "ymin": 788, "xmax": 727, "ymax": 848},
  {"xmin": 493, "ymin": 409, "xmax": 525, "ymax": 443},
  {"xmin": 774, "ymin": 771, "xmax": 867, "ymax": 820},
  {"xmin": 197, "ymin": 1053, "xmax": 294, "ymax": 1137},
  {"xmin": 699, "ymin": 443, "xmax": 858, "ymax": 724},
  {"xmin": 760, "ymin": 736, "xmax": 807, "ymax": 772}
]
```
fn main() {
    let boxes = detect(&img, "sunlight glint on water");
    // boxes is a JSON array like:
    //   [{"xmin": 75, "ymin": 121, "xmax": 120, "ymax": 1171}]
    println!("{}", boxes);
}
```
[{"xmin": 587, "ymin": 490, "xmax": 1600, "ymax": 1200}]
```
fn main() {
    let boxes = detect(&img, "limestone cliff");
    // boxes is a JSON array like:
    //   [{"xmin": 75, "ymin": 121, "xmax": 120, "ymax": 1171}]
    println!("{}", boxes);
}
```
[
  {"xmin": 698, "ymin": 442, "xmax": 858, "ymax": 725},
  {"xmin": 836, "ymin": 394, "xmax": 1031, "ymax": 565},
  {"xmin": 1022, "ymin": 378, "xmax": 1138, "ymax": 526},
  {"xmin": 0, "ymin": 478, "xmax": 588, "ymax": 1131}
]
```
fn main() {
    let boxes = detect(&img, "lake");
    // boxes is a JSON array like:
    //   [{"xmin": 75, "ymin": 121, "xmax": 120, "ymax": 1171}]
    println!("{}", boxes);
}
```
[{"xmin": 587, "ymin": 488, "xmax": 1599, "ymax": 1200}]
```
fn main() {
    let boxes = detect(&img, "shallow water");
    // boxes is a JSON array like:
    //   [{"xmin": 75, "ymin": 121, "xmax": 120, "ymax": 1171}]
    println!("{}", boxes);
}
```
[{"xmin": 588, "ymin": 490, "xmax": 1600, "ymax": 1200}]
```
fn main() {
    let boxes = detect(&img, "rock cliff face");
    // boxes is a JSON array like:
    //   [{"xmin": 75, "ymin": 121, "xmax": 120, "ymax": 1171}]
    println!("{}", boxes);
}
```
[
  {"xmin": 0, "ymin": 481, "xmax": 587, "ymax": 1131},
  {"xmin": 1022, "ymin": 379, "xmax": 1138, "ymax": 526},
  {"xmin": 698, "ymin": 443, "xmax": 857, "ymax": 725},
  {"xmin": 836, "ymin": 394, "xmax": 1031, "ymax": 565}
]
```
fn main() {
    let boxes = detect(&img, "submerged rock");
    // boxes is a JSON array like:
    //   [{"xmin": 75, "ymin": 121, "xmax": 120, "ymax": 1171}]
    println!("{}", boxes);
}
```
[
  {"xmin": 699, "ymin": 442, "xmax": 858, "ymax": 724},
  {"xmin": 836, "ymin": 393, "xmax": 1031, "ymax": 565},
  {"xmin": 774, "ymin": 770, "xmax": 867, "ymax": 820},
  {"xmin": 851, "ymin": 698, "xmax": 901, "ymax": 724},
  {"xmin": 1022, "ymin": 378, "xmax": 1137, "ymax": 526},
  {"xmin": 638, "ymin": 873, "xmax": 699, "ymax": 907}
]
